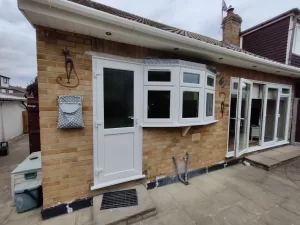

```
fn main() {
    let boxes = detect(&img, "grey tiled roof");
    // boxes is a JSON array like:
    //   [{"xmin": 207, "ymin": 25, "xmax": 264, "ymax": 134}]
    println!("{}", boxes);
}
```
[{"xmin": 68, "ymin": 0, "xmax": 290, "ymax": 64}]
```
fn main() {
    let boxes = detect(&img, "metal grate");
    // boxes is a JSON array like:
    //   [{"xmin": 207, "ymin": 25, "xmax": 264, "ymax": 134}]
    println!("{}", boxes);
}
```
[{"xmin": 100, "ymin": 189, "xmax": 138, "ymax": 210}]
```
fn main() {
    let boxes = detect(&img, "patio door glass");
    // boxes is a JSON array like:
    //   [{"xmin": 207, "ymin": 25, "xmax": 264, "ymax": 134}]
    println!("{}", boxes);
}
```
[
  {"xmin": 261, "ymin": 85, "xmax": 280, "ymax": 145},
  {"xmin": 235, "ymin": 79, "xmax": 253, "ymax": 157}
]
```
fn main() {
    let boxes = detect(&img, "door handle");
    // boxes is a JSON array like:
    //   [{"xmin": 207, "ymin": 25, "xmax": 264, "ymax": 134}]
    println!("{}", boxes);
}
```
[{"xmin": 128, "ymin": 116, "xmax": 138, "ymax": 126}]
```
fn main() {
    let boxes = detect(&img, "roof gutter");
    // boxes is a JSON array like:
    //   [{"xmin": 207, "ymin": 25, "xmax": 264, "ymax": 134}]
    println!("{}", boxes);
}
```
[{"xmin": 28, "ymin": 0, "xmax": 300, "ymax": 75}]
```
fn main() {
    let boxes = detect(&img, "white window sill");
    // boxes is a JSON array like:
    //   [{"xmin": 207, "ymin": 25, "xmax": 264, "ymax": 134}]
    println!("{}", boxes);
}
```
[{"xmin": 140, "ymin": 120, "xmax": 218, "ymax": 127}]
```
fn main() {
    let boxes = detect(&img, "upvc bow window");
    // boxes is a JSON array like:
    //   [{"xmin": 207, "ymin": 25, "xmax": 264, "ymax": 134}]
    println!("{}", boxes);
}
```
[{"xmin": 142, "ymin": 60, "xmax": 217, "ymax": 127}]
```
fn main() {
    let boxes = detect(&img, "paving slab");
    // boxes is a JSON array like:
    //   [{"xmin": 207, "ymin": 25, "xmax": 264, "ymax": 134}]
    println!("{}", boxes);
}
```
[
  {"xmin": 209, "ymin": 170, "xmax": 283, "ymax": 210},
  {"xmin": 259, "ymin": 206, "xmax": 300, "ymax": 225},
  {"xmin": 76, "ymin": 207, "xmax": 93, "ymax": 225},
  {"xmin": 133, "ymin": 209, "xmax": 195, "ymax": 225},
  {"xmin": 253, "ymin": 175, "xmax": 298, "ymax": 198},
  {"xmin": 189, "ymin": 174, "xmax": 228, "ymax": 196},
  {"xmin": 148, "ymin": 186, "xmax": 180, "ymax": 215},
  {"xmin": 214, "ymin": 205, "xmax": 264, "ymax": 225},
  {"xmin": 280, "ymin": 198, "xmax": 300, "ymax": 217},
  {"xmin": 93, "ymin": 185, "xmax": 156, "ymax": 225},
  {"xmin": 164, "ymin": 182, "xmax": 208, "ymax": 208},
  {"xmin": 236, "ymin": 199, "xmax": 266, "ymax": 217},
  {"xmin": 183, "ymin": 197, "xmax": 227, "ymax": 224},
  {"xmin": 41, "ymin": 212, "xmax": 77, "ymax": 225},
  {"xmin": 245, "ymin": 154, "xmax": 278, "ymax": 167},
  {"xmin": 259, "ymin": 150, "xmax": 289, "ymax": 161}
]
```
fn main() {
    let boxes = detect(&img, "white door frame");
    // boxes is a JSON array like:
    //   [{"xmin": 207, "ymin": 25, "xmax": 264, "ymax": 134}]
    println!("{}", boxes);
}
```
[
  {"xmin": 92, "ymin": 57, "xmax": 144, "ymax": 190},
  {"xmin": 235, "ymin": 78, "xmax": 253, "ymax": 158},
  {"xmin": 261, "ymin": 84, "xmax": 280, "ymax": 146}
]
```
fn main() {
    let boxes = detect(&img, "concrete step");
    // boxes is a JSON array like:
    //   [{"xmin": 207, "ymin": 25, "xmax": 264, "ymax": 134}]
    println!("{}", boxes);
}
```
[
  {"xmin": 93, "ymin": 184, "xmax": 157, "ymax": 225},
  {"xmin": 244, "ymin": 145, "xmax": 300, "ymax": 170}
]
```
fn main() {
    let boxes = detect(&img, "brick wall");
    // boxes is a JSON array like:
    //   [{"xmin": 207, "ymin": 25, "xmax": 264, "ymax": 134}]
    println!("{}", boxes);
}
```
[{"xmin": 36, "ymin": 26, "xmax": 294, "ymax": 208}]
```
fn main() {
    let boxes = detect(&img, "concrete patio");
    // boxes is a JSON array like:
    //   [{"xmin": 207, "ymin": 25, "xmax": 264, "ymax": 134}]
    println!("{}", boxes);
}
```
[
  {"xmin": 2, "ymin": 141, "xmax": 300, "ymax": 225},
  {"xmin": 245, "ymin": 145, "xmax": 300, "ymax": 170}
]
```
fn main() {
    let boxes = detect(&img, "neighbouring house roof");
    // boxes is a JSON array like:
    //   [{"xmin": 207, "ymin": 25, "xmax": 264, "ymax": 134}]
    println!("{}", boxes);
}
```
[
  {"xmin": 0, "ymin": 93, "xmax": 26, "ymax": 101},
  {"xmin": 9, "ymin": 86, "xmax": 26, "ymax": 93},
  {"xmin": 0, "ymin": 75, "xmax": 10, "ymax": 79},
  {"xmin": 241, "ymin": 8, "xmax": 300, "ymax": 36}
]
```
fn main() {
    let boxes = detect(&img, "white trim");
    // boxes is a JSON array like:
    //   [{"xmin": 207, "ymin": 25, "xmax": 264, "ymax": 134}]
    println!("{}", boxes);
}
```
[
  {"xmin": 205, "ymin": 72, "xmax": 216, "ymax": 90},
  {"xmin": 143, "ymin": 86, "xmax": 174, "ymax": 124},
  {"xmin": 144, "ymin": 66, "xmax": 175, "ymax": 86},
  {"xmin": 240, "ymin": 36, "xmax": 243, "ymax": 49},
  {"xmin": 19, "ymin": 0, "xmax": 300, "ymax": 76},
  {"xmin": 179, "ymin": 87, "xmax": 203, "ymax": 123},
  {"xmin": 91, "ymin": 175, "xmax": 145, "ymax": 190},
  {"xmin": 140, "ymin": 120, "xmax": 219, "ymax": 127},
  {"xmin": 292, "ymin": 24, "xmax": 300, "ymax": 55},
  {"xmin": 291, "ymin": 98, "xmax": 299, "ymax": 145},
  {"xmin": 241, "ymin": 14, "xmax": 294, "ymax": 37},
  {"xmin": 180, "ymin": 68, "xmax": 204, "ymax": 88},
  {"xmin": 204, "ymin": 89, "xmax": 216, "ymax": 122},
  {"xmin": 235, "ymin": 78, "xmax": 253, "ymax": 158},
  {"xmin": 286, "ymin": 16, "xmax": 294, "ymax": 64},
  {"xmin": 226, "ymin": 141, "xmax": 290, "ymax": 158}
]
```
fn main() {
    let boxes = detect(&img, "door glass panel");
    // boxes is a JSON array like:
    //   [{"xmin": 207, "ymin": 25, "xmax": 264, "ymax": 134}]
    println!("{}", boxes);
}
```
[
  {"xmin": 264, "ymin": 88, "xmax": 278, "ymax": 142},
  {"xmin": 206, "ymin": 93, "xmax": 214, "ymax": 117},
  {"xmin": 228, "ymin": 93, "xmax": 237, "ymax": 152},
  {"xmin": 183, "ymin": 72, "xmax": 200, "ymax": 84},
  {"xmin": 238, "ymin": 82, "xmax": 251, "ymax": 152},
  {"xmin": 277, "ymin": 97, "xmax": 288, "ymax": 141},
  {"xmin": 147, "ymin": 90, "xmax": 170, "ymax": 118},
  {"xmin": 104, "ymin": 68, "xmax": 134, "ymax": 129},
  {"xmin": 148, "ymin": 71, "xmax": 171, "ymax": 82},
  {"xmin": 182, "ymin": 91, "xmax": 199, "ymax": 118}
]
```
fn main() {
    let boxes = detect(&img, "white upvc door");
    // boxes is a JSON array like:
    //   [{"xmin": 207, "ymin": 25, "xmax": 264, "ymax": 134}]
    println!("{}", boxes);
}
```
[
  {"xmin": 261, "ymin": 84, "xmax": 280, "ymax": 146},
  {"xmin": 235, "ymin": 78, "xmax": 253, "ymax": 158},
  {"xmin": 92, "ymin": 58, "xmax": 144, "ymax": 190}
]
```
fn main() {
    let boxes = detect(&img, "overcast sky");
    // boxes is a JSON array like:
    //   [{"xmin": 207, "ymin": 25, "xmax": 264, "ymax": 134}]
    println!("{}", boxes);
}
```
[{"xmin": 0, "ymin": 0, "xmax": 299, "ymax": 87}]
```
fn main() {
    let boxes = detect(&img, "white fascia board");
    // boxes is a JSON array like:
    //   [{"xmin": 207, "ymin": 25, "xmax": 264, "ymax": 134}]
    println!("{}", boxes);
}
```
[{"xmin": 24, "ymin": 0, "xmax": 300, "ymax": 76}]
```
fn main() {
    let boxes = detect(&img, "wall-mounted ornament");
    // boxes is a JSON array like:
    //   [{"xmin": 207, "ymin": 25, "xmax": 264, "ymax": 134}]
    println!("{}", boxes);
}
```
[
  {"xmin": 219, "ymin": 76, "xmax": 227, "ymax": 88},
  {"xmin": 219, "ymin": 92, "xmax": 226, "ymax": 118},
  {"xmin": 56, "ymin": 48, "xmax": 80, "ymax": 88},
  {"xmin": 57, "ymin": 95, "xmax": 84, "ymax": 129}
]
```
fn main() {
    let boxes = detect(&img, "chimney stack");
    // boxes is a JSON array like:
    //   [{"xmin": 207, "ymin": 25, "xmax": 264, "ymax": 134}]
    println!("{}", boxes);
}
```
[{"xmin": 222, "ymin": 7, "xmax": 242, "ymax": 46}]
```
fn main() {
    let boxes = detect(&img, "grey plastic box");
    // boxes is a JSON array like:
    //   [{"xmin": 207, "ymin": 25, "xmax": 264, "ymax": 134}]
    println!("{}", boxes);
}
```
[{"xmin": 14, "ymin": 179, "xmax": 42, "ymax": 213}]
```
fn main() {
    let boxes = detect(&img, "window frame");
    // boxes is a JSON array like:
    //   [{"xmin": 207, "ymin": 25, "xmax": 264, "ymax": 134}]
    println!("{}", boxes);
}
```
[
  {"xmin": 3, "ymin": 78, "xmax": 7, "ymax": 84},
  {"xmin": 180, "ymin": 68, "xmax": 204, "ymax": 88},
  {"xmin": 179, "ymin": 87, "xmax": 204, "ymax": 123},
  {"xmin": 143, "ymin": 86, "xmax": 175, "ymax": 124},
  {"xmin": 205, "ymin": 72, "xmax": 216, "ymax": 90},
  {"xmin": 293, "ymin": 24, "xmax": 300, "ymax": 55},
  {"xmin": 144, "ymin": 66, "xmax": 176, "ymax": 86},
  {"xmin": 204, "ymin": 89, "xmax": 216, "ymax": 122}
]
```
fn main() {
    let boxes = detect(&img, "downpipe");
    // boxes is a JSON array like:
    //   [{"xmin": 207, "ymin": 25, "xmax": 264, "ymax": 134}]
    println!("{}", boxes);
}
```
[{"xmin": 172, "ymin": 152, "xmax": 189, "ymax": 185}]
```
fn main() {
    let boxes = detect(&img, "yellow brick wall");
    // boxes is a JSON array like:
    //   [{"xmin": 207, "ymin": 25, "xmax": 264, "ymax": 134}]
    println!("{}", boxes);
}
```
[{"xmin": 36, "ymin": 27, "xmax": 294, "ymax": 208}]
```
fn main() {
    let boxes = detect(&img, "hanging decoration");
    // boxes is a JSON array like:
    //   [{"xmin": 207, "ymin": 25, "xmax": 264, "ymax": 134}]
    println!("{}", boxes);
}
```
[
  {"xmin": 56, "ymin": 48, "xmax": 80, "ymax": 88},
  {"xmin": 219, "ymin": 92, "xmax": 226, "ymax": 118},
  {"xmin": 219, "ymin": 76, "xmax": 227, "ymax": 88}
]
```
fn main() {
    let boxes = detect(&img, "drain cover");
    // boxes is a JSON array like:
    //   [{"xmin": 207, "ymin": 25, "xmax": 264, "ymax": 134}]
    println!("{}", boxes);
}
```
[{"xmin": 100, "ymin": 189, "xmax": 138, "ymax": 210}]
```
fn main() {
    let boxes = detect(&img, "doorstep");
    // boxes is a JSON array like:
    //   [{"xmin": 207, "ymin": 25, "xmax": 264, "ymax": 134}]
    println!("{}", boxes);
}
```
[
  {"xmin": 244, "ymin": 145, "xmax": 300, "ymax": 170},
  {"xmin": 93, "ymin": 184, "xmax": 157, "ymax": 225}
]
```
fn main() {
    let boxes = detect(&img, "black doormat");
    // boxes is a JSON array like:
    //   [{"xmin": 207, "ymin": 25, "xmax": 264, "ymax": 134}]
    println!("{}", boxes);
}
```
[{"xmin": 100, "ymin": 189, "xmax": 138, "ymax": 210}]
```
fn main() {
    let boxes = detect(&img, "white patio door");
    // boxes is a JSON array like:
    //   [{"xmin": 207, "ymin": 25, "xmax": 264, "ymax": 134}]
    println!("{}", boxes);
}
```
[
  {"xmin": 92, "ymin": 58, "xmax": 144, "ymax": 190},
  {"xmin": 235, "ymin": 79, "xmax": 253, "ymax": 157},
  {"xmin": 261, "ymin": 84, "xmax": 280, "ymax": 146}
]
